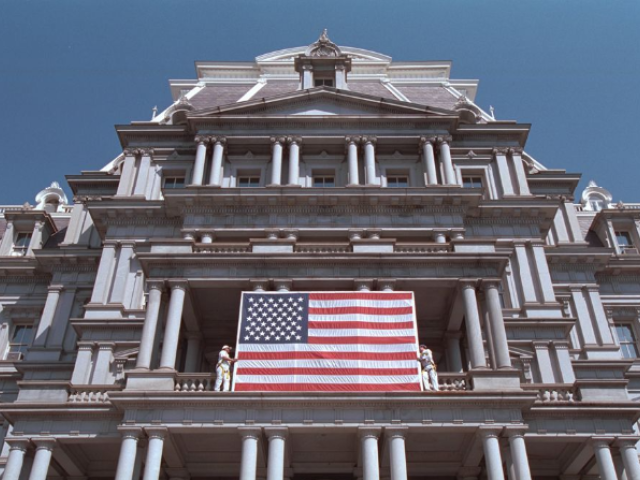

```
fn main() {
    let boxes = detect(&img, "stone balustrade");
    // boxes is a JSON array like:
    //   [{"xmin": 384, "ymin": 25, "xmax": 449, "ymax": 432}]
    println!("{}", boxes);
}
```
[
  {"xmin": 68, "ymin": 385, "xmax": 123, "ymax": 403},
  {"xmin": 294, "ymin": 245, "xmax": 351, "ymax": 253},
  {"xmin": 395, "ymin": 244, "xmax": 452, "ymax": 253},
  {"xmin": 174, "ymin": 374, "xmax": 217, "ymax": 392},
  {"xmin": 437, "ymin": 373, "xmax": 469, "ymax": 391},
  {"xmin": 193, "ymin": 244, "xmax": 250, "ymax": 254},
  {"xmin": 522, "ymin": 384, "xmax": 579, "ymax": 403}
]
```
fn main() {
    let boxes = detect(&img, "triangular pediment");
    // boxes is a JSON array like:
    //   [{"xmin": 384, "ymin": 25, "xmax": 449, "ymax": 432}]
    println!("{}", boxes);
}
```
[{"xmin": 190, "ymin": 87, "xmax": 455, "ymax": 118}]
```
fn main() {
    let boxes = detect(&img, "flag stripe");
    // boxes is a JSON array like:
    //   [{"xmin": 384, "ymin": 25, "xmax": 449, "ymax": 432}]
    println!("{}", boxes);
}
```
[
  {"xmin": 237, "ymin": 359, "xmax": 418, "ymax": 369},
  {"xmin": 307, "ymin": 321, "xmax": 414, "ymax": 330},
  {"xmin": 237, "ymin": 343, "xmax": 418, "ymax": 353},
  {"xmin": 307, "ymin": 336, "xmax": 416, "ymax": 345},
  {"xmin": 234, "ymin": 383, "xmax": 422, "ymax": 392},
  {"xmin": 235, "ymin": 374, "xmax": 419, "ymax": 384},
  {"xmin": 308, "ymin": 306, "xmax": 413, "ymax": 316},
  {"xmin": 236, "ymin": 350, "xmax": 418, "ymax": 360},
  {"xmin": 237, "ymin": 367, "xmax": 418, "ymax": 376},
  {"xmin": 307, "ymin": 313, "xmax": 414, "ymax": 323},
  {"xmin": 309, "ymin": 293, "xmax": 413, "ymax": 301}
]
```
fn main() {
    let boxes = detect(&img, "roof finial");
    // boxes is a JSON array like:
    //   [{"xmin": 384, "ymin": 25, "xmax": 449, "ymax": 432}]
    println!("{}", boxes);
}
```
[
  {"xmin": 305, "ymin": 29, "xmax": 341, "ymax": 57},
  {"xmin": 320, "ymin": 28, "xmax": 329, "ymax": 42},
  {"xmin": 151, "ymin": 105, "xmax": 158, "ymax": 119},
  {"xmin": 489, "ymin": 105, "xmax": 495, "ymax": 119}
]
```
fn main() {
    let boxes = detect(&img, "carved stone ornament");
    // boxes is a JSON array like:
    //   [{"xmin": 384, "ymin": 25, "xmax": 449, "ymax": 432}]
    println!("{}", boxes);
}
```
[{"xmin": 305, "ymin": 29, "xmax": 342, "ymax": 57}]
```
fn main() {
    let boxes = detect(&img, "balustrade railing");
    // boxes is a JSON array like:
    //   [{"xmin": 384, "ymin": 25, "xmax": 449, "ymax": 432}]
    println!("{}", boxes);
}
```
[
  {"xmin": 437, "ymin": 373, "xmax": 469, "ymax": 391},
  {"xmin": 68, "ymin": 385, "xmax": 123, "ymax": 403},
  {"xmin": 295, "ymin": 245, "xmax": 351, "ymax": 253},
  {"xmin": 175, "ymin": 374, "xmax": 216, "ymax": 392},
  {"xmin": 194, "ymin": 244, "xmax": 250, "ymax": 254},
  {"xmin": 522, "ymin": 384, "xmax": 579, "ymax": 403},
  {"xmin": 395, "ymin": 244, "xmax": 452, "ymax": 253}
]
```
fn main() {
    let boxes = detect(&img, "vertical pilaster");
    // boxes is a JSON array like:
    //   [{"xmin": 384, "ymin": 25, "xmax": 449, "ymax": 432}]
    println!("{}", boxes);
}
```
[
  {"xmin": 493, "ymin": 148, "xmax": 514, "ymax": 196},
  {"xmin": 269, "ymin": 137, "xmax": 285, "ymax": 186},
  {"xmin": 265, "ymin": 427, "xmax": 288, "ymax": 480},
  {"xmin": 91, "ymin": 342, "xmax": 115, "ymax": 384},
  {"xmin": 439, "ymin": 137, "xmax": 456, "ymax": 185},
  {"xmin": 159, "ymin": 282, "xmax": 188, "ymax": 370},
  {"xmin": 137, "ymin": 282, "xmax": 164, "ymax": 370},
  {"xmin": 142, "ymin": 427, "xmax": 167, "ymax": 480},
  {"xmin": 28, "ymin": 438, "xmax": 56, "ymax": 480},
  {"xmin": 553, "ymin": 342, "xmax": 576, "ymax": 383},
  {"xmin": 239, "ymin": 427, "xmax": 262, "ymax": 480},
  {"xmin": 71, "ymin": 342, "xmax": 95, "ymax": 384},
  {"xmin": 191, "ymin": 136, "xmax": 208, "ymax": 186},
  {"xmin": 133, "ymin": 148, "xmax": 153, "ymax": 196},
  {"xmin": 530, "ymin": 243, "xmax": 556, "ymax": 304},
  {"xmin": 508, "ymin": 148, "xmax": 530, "ymax": 196},
  {"xmin": 445, "ymin": 332, "xmax": 464, "ymax": 373},
  {"xmin": 514, "ymin": 244, "xmax": 537, "ymax": 304},
  {"xmin": 478, "ymin": 427, "xmax": 504, "ymax": 480},
  {"xmin": 32, "ymin": 285, "xmax": 63, "ymax": 348},
  {"xmin": 585, "ymin": 287, "xmax": 615, "ymax": 345},
  {"xmin": 570, "ymin": 287, "xmax": 598, "ymax": 347},
  {"xmin": 483, "ymin": 281, "xmax": 512, "ymax": 369},
  {"xmin": 27, "ymin": 221, "xmax": 45, "ymax": 255},
  {"xmin": 420, "ymin": 137, "xmax": 438, "ymax": 186},
  {"xmin": 386, "ymin": 427, "xmax": 408, "ymax": 480},
  {"xmin": 533, "ymin": 341, "xmax": 556, "ymax": 383},
  {"xmin": 117, "ymin": 149, "xmax": 138, "ymax": 196},
  {"xmin": 90, "ymin": 243, "xmax": 118, "ymax": 304},
  {"xmin": 209, "ymin": 137, "xmax": 226, "ymax": 186},
  {"xmin": 359, "ymin": 427, "xmax": 381, "ymax": 480},
  {"xmin": 362, "ymin": 136, "xmax": 377, "ymax": 186},
  {"xmin": 110, "ymin": 242, "xmax": 135, "ymax": 304},
  {"xmin": 460, "ymin": 281, "xmax": 487, "ymax": 369},
  {"xmin": 346, "ymin": 136, "xmax": 360, "ymax": 186},
  {"xmin": 287, "ymin": 137, "xmax": 301, "ymax": 186},
  {"xmin": 0, "ymin": 221, "xmax": 14, "ymax": 256},
  {"xmin": 47, "ymin": 287, "xmax": 76, "ymax": 348}
]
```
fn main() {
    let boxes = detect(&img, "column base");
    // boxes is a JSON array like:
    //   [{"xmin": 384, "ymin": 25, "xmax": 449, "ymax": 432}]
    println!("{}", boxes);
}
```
[{"xmin": 469, "ymin": 368, "xmax": 522, "ymax": 391}]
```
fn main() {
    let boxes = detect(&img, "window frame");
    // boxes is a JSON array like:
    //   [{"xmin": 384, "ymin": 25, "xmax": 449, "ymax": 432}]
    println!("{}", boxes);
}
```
[
  {"xmin": 614, "ymin": 323, "xmax": 640, "ymax": 359},
  {"xmin": 236, "ymin": 175, "xmax": 262, "ymax": 188},
  {"xmin": 162, "ymin": 175, "xmax": 186, "ymax": 190},
  {"xmin": 312, "ymin": 175, "xmax": 336, "ymax": 188},
  {"xmin": 7, "ymin": 323, "xmax": 34, "ymax": 359},
  {"xmin": 12, "ymin": 232, "xmax": 32, "ymax": 257}
]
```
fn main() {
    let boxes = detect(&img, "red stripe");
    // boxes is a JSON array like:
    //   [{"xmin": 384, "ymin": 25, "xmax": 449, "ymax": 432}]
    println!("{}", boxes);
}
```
[
  {"xmin": 309, "ymin": 306, "xmax": 413, "ymax": 315},
  {"xmin": 237, "ymin": 367, "xmax": 418, "ymax": 376},
  {"xmin": 308, "ymin": 336, "xmax": 416, "ymax": 345},
  {"xmin": 309, "ymin": 292, "xmax": 412, "ymax": 300},
  {"xmin": 236, "ymin": 351, "xmax": 417, "ymax": 361},
  {"xmin": 234, "ymin": 383, "xmax": 422, "ymax": 392},
  {"xmin": 308, "ymin": 321, "xmax": 414, "ymax": 330}
]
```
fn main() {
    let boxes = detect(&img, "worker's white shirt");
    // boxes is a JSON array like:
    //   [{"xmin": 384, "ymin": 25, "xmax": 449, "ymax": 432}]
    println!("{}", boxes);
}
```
[
  {"xmin": 419, "ymin": 350, "xmax": 435, "ymax": 371},
  {"xmin": 217, "ymin": 350, "xmax": 232, "ymax": 371}
]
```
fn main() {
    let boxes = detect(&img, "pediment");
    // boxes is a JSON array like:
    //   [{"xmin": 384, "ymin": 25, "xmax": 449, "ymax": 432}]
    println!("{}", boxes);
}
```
[{"xmin": 190, "ymin": 88, "xmax": 454, "ymax": 118}]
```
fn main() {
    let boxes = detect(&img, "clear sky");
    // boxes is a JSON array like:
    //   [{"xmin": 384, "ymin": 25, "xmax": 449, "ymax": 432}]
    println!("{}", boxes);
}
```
[{"xmin": 1, "ymin": 0, "xmax": 639, "ymax": 205}]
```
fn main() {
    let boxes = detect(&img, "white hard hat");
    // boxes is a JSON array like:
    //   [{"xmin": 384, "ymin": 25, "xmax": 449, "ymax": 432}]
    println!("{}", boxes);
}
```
[{"xmin": 222, "ymin": 345, "xmax": 233, "ymax": 351}]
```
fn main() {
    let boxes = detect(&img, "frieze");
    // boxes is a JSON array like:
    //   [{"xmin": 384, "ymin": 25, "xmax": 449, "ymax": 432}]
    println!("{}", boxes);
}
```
[{"xmin": 183, "ymin": 205, "xmax": 468, "ymax": 215}]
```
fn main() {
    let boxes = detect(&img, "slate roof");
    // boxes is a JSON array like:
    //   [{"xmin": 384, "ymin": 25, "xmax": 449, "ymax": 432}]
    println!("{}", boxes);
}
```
[
  {"xmin": 394, "ymin": 85, "xmax": 458, "ymax": 110},
  {"xmin": 190, "ymin": 85, "xmax": 255, "ymax": 110},
  {"xmin": 347, "ymin": 82, "xmax": 397, "ymax": 100}
]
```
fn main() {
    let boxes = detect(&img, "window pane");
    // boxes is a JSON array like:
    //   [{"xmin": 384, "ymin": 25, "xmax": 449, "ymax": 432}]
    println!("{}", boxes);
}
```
[
  {"xmin": 163, "ymin": 177, "xmax": 185, "ymax": 189},
  {"xmin": 615, "ymin": 324, "xmax": 639, "ymax": 358},
  {"xmin": 387, "ymin": 176, "xmax": 408, "ymax": 188},
  {"xmin": 14, "ymin": 234, "xmax": 31, "ymax": 248},
  {"xmin": 238, "ymin": 177, "xmax": 260, "ymax": 187},
  {"xmin": 462, "ymin": 176, "xmax": 483, "ymax": 189},
  {"xmin": 616, "ymin": 232, "xmax": 632, "ymax": 246}
]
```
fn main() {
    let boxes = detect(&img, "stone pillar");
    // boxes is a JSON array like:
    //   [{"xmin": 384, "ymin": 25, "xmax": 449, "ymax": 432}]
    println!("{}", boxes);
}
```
[
  {"xmin": 593, "ymin": 438, "xmax": 618, "ymax": 480},
  {"xmin": 363, "ymin": 137, "xmax": 377, "ymax": 186},
  {"xmin": 301, "ymin": 65, "xmax": 313, "ymax": 89},
  {"xmin": 0, "ymin": 221, "xmax": 14, "ymax": 256},
  {"xmin": 191, "ymin": 136, "xmax": 208, "ymax": 186},
  {"xmin": 270, "ymin": 137, "xmax": 284, "ymax": 186},
  {"xmin": 585, "ymin": 287, "xmax": 615, "ymax": 345},
  {"xmin": 287, "ymin": 137, "xmax": 301, "ymax": 186},
  {"xmin": 617, "ymin": 438, "xmax": 640, "ymax": 480},
  {"xmin": 90, "ymin": 243, "xmax": 117, "ymax": 304},
  {"xmin": 483, "ymin": 281, "xmax": 511, "ymax": 369},
  {"xmin": 570, "ymin": 287, "xmax": 598, "ymax": 347},
  {"xmin": 493, "ymin": 148, "xmax": 514, "ymax": 196},
  {"xmin": 27, "ymin": 221, "xmax": 45, "ymax": 255},
  {"xmin": 533, "ymin": 342, "xmax": 555, "ymax": 383},
  {"xmin": 71, "ymin": 342, "xmax": 95, "ymax": 384},
  {"xmin": 159, "ymin": 282, "xmax": 188, "ymax": 370},
  {"xmin": 508, "ymin": 148, "xmax": 530, "ymax": 196},
  {"xmin": 115, "ymin": 427, "xmax": 143, "ymax": 480},
  {"xmin": 3, "ymin": 439, "xmax": 30, "ymax": 480},
  {"xmin": 478, "ymin": 427, "xmax": 504, "ymax": 480},
  {"xmin": 420, "ymin": 137, "xmax": 438, "ymax": 186},
  {"xmin": 460, "ymin": 281, "xmax": 487, "ymax": 369},
  {"xmin": 137, "ymin": 281, "xmax": 164, "ymax": 370},
  {"xmin": 355, "ymin": 280, "xmax": 374, "ymax": 292},
  {"xmin": 505, "ymin": 427, "xmax": 532, "ymax": 480},
  {"xmin": 553, "ymin": 342, "xmax": 576, "ymax": 383},
  {"xmin": 117, "ymin": 149, "xmax": 138, "ymax": 196},
  {"xmin": 32, "ymin": 285, "xmax": 63, "ymax": 347},
  {"xmin": 239, "ymin": 427, "xmax": 262, "ymax": 480},
  {"xmin": 47, "ymin": 287, "xmax": 76, "ymax": 348},
  {"xmin": 346, "ymin": 136, "xmax": 360, "ymax": 186},
  {"xmin": 435, "ymin": 232, "xmax": 447, "ymax": 244},
  {"xmin": 184, "ymin": 333, "xmax": 202, "ymax": 373},
  {"xmin": 133, "ymin": 149, "xmax": 153, "ymax": 196},
  {"xmin": 201, "ymin": 233, "xmax": 214, "ymax": 244},
  {"xmin": 438, "ymin": 137, "xmax": 456, "ymax": 185},
  {"xmin": 91, "ymin": 342, "xmax": 115, "ymax": 384},
  {"xmin": 142, "ymin": 427, "xmax": 167, "ymax": 480},
  {"xmin": 386, "ymin": 427, "xmax": 408, "ymax": 480},
  {"xmin": 28, "ymin": 438, "xmax": 56, "ymax": 480},
  {"xmin": 110, "ymin": 242, "xmax": 135, "ymax": 304},
  {"xmin": 514, "ymin": 244, "xmax": 537, "ymax": 304},
  {"xmin": 445, "ymin": 332, "xmax": 464, "ymax": 373},
  {"xmin": 530, "ymin": 243, "xmax": 556, "ymax": 304},
  {"xmin": 359, "ymin": 427, "xmax": 381, "ymax": 480},
  {"xmin": 133, "ymin": 440, "xmax": 145, "ymax": 480},
  {"xmin": 378, "ymin": 280, "xmax": 395, "ymax": 292},
  {"xmin": 274, "ymin": 280, "xmax": 292, "ymax": 293},
  {"xmin": 209, "ymin": 137, "xmax": 226, "ymax": 186},
  {"xmin": 265, "ymin": 427, "xmax": 288, "ymax": 480}
]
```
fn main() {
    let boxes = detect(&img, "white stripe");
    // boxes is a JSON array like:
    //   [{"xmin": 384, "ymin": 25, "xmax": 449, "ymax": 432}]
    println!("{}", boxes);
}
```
[
  {"xmin": 238, "ymin": 343, "xmax": 418, "ymax": 353},
  {"xmin": 308, "ymin": 328, "xmax": 416, "ymax": 338},
  {"xmin": 309, "ymin": 299, "xmax": 412, "ymax": 309},
  {"xmin": 308, "ymin": 314, "xmax": 414, "ymax": 323},
  {"xmin": 238, "ymin": 359, "xmax": 418, "ymax": 369},
  {"xmin": 234, "ymin": 374, "xmax": 420, "ymax": 384}
]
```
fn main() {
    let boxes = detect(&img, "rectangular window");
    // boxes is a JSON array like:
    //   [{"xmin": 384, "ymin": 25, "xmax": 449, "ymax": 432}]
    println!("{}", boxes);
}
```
[
  {"xmin": 7, "ymin": 325, "xmax": 33, "ymax": 358},
  {"xmin": 238, "ymin": 176, "xmax": 261, "ymax": 188},
  {"xmin": 386, "ymin": 175, "xmax": 409, "ymax": 188},
  {"xmin": 615, "ymin": 324, "xmax": 639, "ymax": 359},
  {"xmin": 162, "ymin": 176, "xmax": 185, "ymax": 189},
  {"xmin": 314, "ymin": 79, "xmax": 334, "ymax": 87},
  {"xmin": 12, "ymin": 233, "xmax": 31, "ymax": 256},
  {"xmin": 462, "ymin": 175, "xmax": 484, "ymax": 189},
  {"xmin": 616, "ymin": 231, "xmax": 633, "ymax": 247},
  {"xmin": 313, "ymin": 175, "xmax": 335, "ymax": 188}
]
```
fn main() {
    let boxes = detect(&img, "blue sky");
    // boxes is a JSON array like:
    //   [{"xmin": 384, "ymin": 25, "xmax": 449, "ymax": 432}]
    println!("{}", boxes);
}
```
[{"xmin": 1, "ymin": 0, "xmax": 639, "ymax": 204}]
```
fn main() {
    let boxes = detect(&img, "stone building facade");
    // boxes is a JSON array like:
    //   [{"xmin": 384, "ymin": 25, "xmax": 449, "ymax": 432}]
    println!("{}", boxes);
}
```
[{"xmin": 0, "ymin": 32, "xmax": 640, "ymax": 480}]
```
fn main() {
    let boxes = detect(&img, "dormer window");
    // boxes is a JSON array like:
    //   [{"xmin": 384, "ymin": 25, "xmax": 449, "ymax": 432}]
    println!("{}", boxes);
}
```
[
  {"xmin": 12, "ymin": 233, "xmax": 32, "ymax": 257},
  {"xmin": 295, "ymin": 30, "xmax": 351, "ymax": 90},
  {"xmin": 314, "ymin": 78, "xmax": 334, "ymax": 88}
]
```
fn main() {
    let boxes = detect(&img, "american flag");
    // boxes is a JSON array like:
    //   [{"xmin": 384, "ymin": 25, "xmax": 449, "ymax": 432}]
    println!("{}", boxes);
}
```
[{"xmin": 232, "ymin": 292, "xmax": 422, "ymax": 392}]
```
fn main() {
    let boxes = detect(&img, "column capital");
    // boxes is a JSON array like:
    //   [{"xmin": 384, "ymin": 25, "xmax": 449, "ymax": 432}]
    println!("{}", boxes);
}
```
[
  {"xmin": 492, "ymin": 147, "xmax": 509, "ymax": 156},
  {"xmin": 477, "ymin": 425, "xmax": 503, "ymax": 439},
  {"xmin": 503, "ymin": 425, "xmax": 529, "ymax": 438},
  {"xmin": 167, "ymin": 280, "xmax": 189, "ymax": 292},
  {"xmin": 553, "ymin": 341, "xmax": 571, "ymax": 350},
  {"xmin": 378, "ymin": 279, "xmax": 396, "ymax": 292},
  {"xmin": 508, "ymin": 147, "xmax": 524, "ymax": 156},
  {"xmin": 76, "ymin": 341, "xmax": 96, "ymax": 351},
  {"xmin": 264, "ymin": 426, "xmax": 289, "ymax": 440},
  {"xmin": 349, "ymin": 229, "xmax": 364, "ymax": 241},
  {"xmin": 354, "ymin": 279, "xmax": 374, "ymax": 292},
  {"xmin": 238, "ymin": 426, "xmax": 262, "ymax": 439},
  {"xmin": 5, "ymin": 438, "xmax": 30, "ymax": 452},
  {"xmin": 147, "ymin": 280, "xmax": 165, "ymax": 292},
  {"xmin": 532, "ymin": 340, "xmax": 551, "ymax": 350},
  {"xmin": 140, "ymin": 148, "xmax": 154, "ymax": 158},
  {"xmin": 480, "ymin": 278, "xmax": 501, "ymax": 290},
  {"xmin": 118, "ymin": 426, "xmax": 144, "ymax": 439},
  {"xmin": 384, "ymin": 426, "xmax": 408, "ymax": 439},
  {"xmin": 614, "ymin": 436, "xmax": 640, "ymax": 448},
  {"xmin": 286, "ymin": 136, "xmax": 302, "ymax": 145},
  {"xmin": 97, "ymin": 342, "xmax": 116, "ymax": 351},
  {"xmin": 145, "ymin": 426, "xmax": 168, "ymax": 440},
  {"xmin": 436, "ymin": 135, "xmax": 453, "ymax": 144},
  {"xmin": 345, "ymin": 135, "xmax": 361, "ymax": 145},
  {"xmin": 592, "ymin": 436, "xmax": 616, "ymax": 447},
  {"xmin": 194, "ymin": 135, "xmax": 209, "ymax": 145},
  {"xmin": 419, "ymin": 136, "xmax": 437, "ymax": 146},
  {"xmin": 358, "ymin": 426, "xmax": 382, "ymax": 439},
  {"xmin": 273, "ymin": 279, "xmax": 292, "ymax": 292},
  {"xmin": 250, "ymin": 279, "xmax": 269, "ymax": 292},
  {"xmin": 32, "ymin": 437, "xmax": 57, "ymax": 451},
  {"xmin": 270, "ymin": 136, "xmax": 286, "ymax": 146},
  {"xmin": 458, "ymin": 279, "xmax": 479, "ymax": 291},
  {"xmin": 211, "ymin": 136, "xmax": 227, "ymax": 145},
  {"xmin": 361, "ymin": 136, "xmax": 377, "ymax": 145}
]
